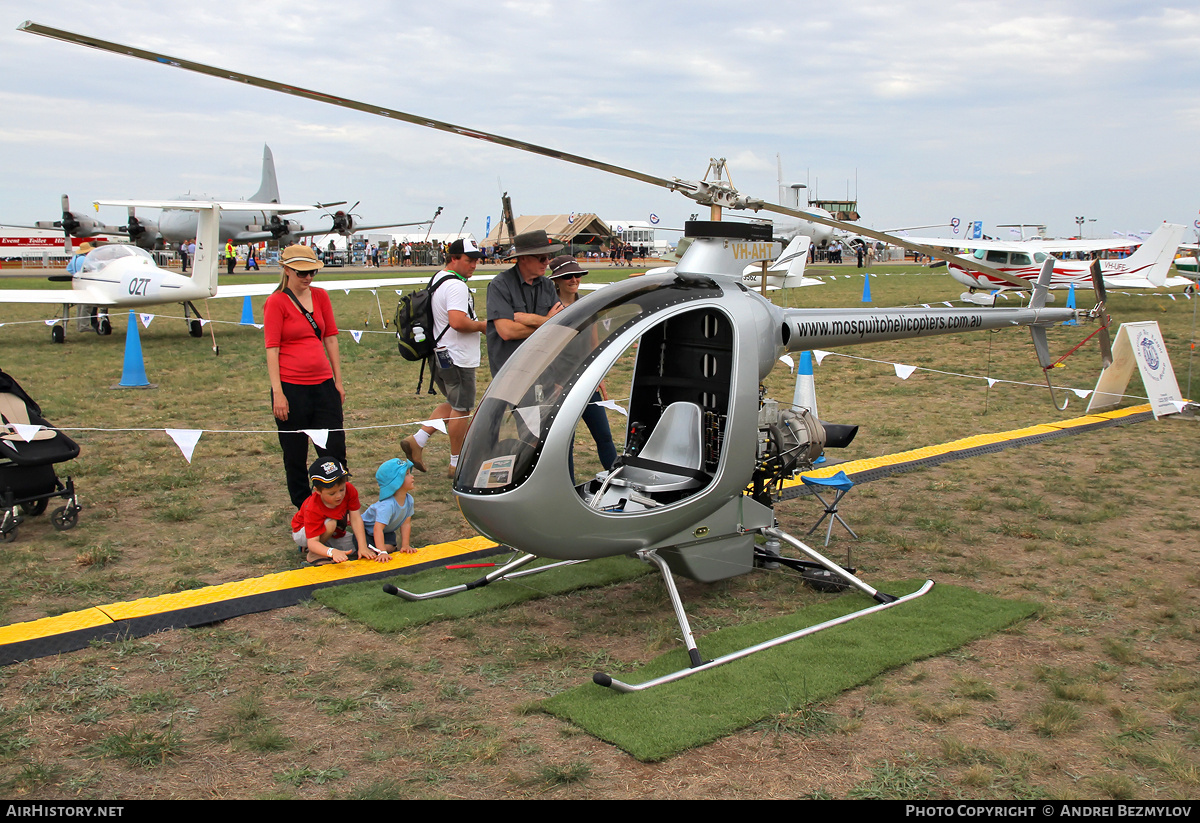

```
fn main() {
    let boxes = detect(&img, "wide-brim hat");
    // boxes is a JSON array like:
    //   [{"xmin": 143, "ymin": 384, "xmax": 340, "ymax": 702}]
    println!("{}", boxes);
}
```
[
  {"xmin": 282, "ymin": 244, "xmax": 324, "ymax": 272},
  {"xmin": 76, "ymin": 242, "xmax": 95, "ymax": 254},
  {"xmin": 505, "ymin": 229, "xmax": 564, "ymax": 260},
  {"xmin": 375, "ymin": 457, "xmax": 412, "ymax": 499},
  {"xmin": 548, "ymin": 255, "xmax": 587, "ymax": 279}
]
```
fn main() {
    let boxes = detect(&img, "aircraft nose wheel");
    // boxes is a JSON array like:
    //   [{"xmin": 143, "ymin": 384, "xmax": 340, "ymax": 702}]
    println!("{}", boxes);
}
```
[
  {"xmin": 51, "ymin": 325, "xmax": 64, "ymax": 344},
  {"xmin": 98, "ymin": 317, "xmax": 112, "ymax": 336},
  {"xmin": 188, "ymin": 319, "xmax": 203, "ymax": 337}
]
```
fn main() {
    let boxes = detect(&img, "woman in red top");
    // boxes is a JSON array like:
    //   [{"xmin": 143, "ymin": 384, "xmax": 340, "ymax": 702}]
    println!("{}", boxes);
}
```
[{"xmin": 265, "ymin": 244, "xmax": 348, "ymax": 509}]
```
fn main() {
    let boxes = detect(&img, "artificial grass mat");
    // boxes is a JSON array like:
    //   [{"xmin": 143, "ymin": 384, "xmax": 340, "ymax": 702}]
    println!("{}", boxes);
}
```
[
  {"xmin": 540, "ymin": 580, "xmax": 1037, "ymax": 761},
  {"xmin": 312, "ymin": 554, "xmax": 650, "ymax": 631}
]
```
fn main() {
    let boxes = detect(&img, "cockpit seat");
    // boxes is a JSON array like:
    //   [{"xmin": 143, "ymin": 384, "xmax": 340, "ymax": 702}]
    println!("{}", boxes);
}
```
[{"xmin": 606, "ymin": 401, "xmax": 707, "ymax": 494}]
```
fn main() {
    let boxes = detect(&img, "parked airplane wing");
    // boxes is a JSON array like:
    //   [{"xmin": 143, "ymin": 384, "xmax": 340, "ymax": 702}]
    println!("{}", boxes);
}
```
[
  {"xmin": 898, "ymin": 236, "xmax": 1144, "ymax": 253},
  {"xmin": 0, "ymin": 288, "xmax": 115, "ymax": 305},
  {"xmin": 215, "ymin": 274, "xmax": 498, "ymax": 300}
]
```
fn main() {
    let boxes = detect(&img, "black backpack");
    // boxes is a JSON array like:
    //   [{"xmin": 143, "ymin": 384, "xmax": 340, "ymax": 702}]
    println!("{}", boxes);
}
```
[{"xmin": 394, "ymin": 273, "xmax": 455, "ymax": 362}]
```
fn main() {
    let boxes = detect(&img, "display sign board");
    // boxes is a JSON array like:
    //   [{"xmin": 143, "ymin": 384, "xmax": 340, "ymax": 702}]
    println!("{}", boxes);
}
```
[{"xmin": 1086, "ymin": 321, "xmax": 1183, "ymax": 419}]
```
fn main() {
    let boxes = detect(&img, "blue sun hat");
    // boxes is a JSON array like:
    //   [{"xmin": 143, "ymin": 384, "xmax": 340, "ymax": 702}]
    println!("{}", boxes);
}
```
[{"xmin": 376, "ymin": 457, "xmax": 412, "ymax": 499}]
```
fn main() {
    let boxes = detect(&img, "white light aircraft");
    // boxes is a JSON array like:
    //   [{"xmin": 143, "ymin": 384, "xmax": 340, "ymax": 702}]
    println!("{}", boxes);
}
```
[
  {"xmin": 643, "ymin": 235, "xmax": 823, "ymax": 292},
  {"xmin": 738, "ymin": 235, "xmax": 823, "ymax": 290},
  {"xmin": 34, "ymin": 145, "xmax": 434, "ymax": 252},
  {"xmin": 1, "ymin": 200, "xmax": 453, "ymax": 345},
  {"xmin": 1175, "ymin": 244, "xmax": 1198, "ymax": 284},
  {"xmin": 902, "ymin": 223, "xmax": 1189, "ymax": 304}
]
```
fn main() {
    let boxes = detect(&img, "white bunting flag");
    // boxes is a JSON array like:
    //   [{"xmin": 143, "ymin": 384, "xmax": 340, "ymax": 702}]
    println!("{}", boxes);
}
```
[
  {"xmin": 943, "ymin": 302, "xmax": 953, "ymax": 308},
  {"xmin": 166, "ymin": 429, "xmax": 203, "ymax": 463},
  {"xmin": 987, "ymin": 378, "xmax": 997, "ymax": 388},
  {"xmin": 513, "ymin": 406, "xmax": 541, "ymax": 438},
  {"xmin": 1071, "ymin": 388, "xmax": 1093, "ymax": 399},
  {"xmin": 343, "ymin": 289, "xmax": 351, "ymax": 295},
  {"xmin": 778, "ymin": 354, "xmax": 794, "ymax": 372},
  {"xmin": 921, "ymin": 304, "xmax": 930, "ymax": 308},
  {"xmin": 303, "ymin": 429, "xmax": 329, "ymax": 449},
  {"xmin": 813, "ymin": 350, "xmax": 831, "ymax": 365},
  {"xmin": 199, "ymin": 318, "xmax": 210, "ymax": 326},
  {"xmin": 350, "ymin": 330, "xmax": 363, "ymax": 343},
  {"xmin": 1170, "ymin": 400, "xmax": 1188, "ymax": 414},
  {"xmin": 1169, "ymin": 294, "xmax": 1176, "ymax": 301},
  {"xmin": 596, "ymin": 399, "xmax": 628, "ymax": 416},
  {"xmin": 894, "ymin": 363, "xmax": 917, "ymax": 380},
  {"xmin": 421, "ymin": 418, "xmax": 448, "ymax": 434},
  {"xmin": 11, "ymin": 423, "xmax": 41, "ymax": 442},
  {"xmin": 140, "ymin": 313, "xmax": 153, "ymax": 328},
  {"xmin": 370, "ymin": 290, "xmax": 377, "ymax": 296},
  {"xmin": 44, "ymin": 319, "xmax": 57, "ymax": 326}
]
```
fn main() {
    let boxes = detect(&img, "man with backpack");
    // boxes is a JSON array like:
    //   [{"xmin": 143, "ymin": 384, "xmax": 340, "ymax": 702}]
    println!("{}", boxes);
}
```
[{"xmin": 400, "ymin": 238, "xmax": 487, "ymax": 478}]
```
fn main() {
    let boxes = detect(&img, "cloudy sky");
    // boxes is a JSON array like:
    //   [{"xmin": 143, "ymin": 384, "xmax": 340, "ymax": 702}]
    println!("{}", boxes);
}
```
[{"xmin": 1, "ymin": 0, "xmax": 1197, "ymax": 243}]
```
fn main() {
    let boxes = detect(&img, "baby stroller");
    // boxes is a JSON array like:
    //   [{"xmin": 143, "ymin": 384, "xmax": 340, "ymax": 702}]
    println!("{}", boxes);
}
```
[{"xmin": 0, "ymin": 369, "xmax": 81, "ymax": 541}]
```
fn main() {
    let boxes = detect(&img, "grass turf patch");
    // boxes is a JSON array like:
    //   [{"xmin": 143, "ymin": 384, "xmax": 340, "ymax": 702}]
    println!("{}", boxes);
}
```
[
  {"xmin": 540, "ymin": 580, "xmax": 1036, "ymax": 761},
  {"xmin": 312, "ymin": 555, "xmax": 650, "ymax": 631}
]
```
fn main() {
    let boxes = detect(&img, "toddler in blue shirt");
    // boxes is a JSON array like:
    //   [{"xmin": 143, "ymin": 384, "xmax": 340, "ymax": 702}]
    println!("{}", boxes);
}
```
[{"xmin": 361, "ymin": 458, "xmax": 416, "ymax": 554}]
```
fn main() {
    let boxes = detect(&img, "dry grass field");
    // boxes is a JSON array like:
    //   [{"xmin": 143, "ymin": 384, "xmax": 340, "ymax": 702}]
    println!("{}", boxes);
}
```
[{"xmin": 0, "ymin": 262, "xmax": 1195, "ymax": 799}]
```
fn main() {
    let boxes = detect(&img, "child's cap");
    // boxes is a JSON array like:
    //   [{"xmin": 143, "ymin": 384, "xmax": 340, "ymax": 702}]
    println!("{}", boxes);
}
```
[
  {"xmin": 375, "ymin": 458, "xmax": 412, "ymax": 499},
  {"xmin": 309, "ymin": 457, "xmax": 350, "ymax": 488}
]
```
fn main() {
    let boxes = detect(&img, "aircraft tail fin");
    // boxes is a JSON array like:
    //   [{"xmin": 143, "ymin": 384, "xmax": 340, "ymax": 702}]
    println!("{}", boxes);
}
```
[
  {"xmin": 249, "ymin": 144, "xmax": 281, "ymax": 205},
  {"xmin": 1029, "ymin": 256, "xmax": 1054, "ymax": 309},
  {"xmin": 1122, "ymin": 223, "xmax": 1185, "ymax": 287},
  {"xmin": 191, "ymin": 204, "xmax": 223, "ymax": 296},
  {"xmin": 774, "ymin": 235, "xmax": 811, "ymax": 288}
]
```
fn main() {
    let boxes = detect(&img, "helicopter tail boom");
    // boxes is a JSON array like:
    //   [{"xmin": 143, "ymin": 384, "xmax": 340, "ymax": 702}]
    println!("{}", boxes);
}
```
[{"xmin": 780, "ymin": 305, "xmax": 1075, "ymax": 353}]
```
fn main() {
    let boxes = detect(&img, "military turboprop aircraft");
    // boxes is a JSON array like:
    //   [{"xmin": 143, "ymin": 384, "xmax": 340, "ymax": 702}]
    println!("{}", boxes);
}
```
[
  {"xmin": 32, "ymin": 145, "xmax": 437, "ymax": 252},
  {"xmin": 904, "ymin": 223, "xmax": 1189, "ymax": 304},
  {"xmin": 21, "ymin": 21, "xmax": 1113, "ymax": 691}
]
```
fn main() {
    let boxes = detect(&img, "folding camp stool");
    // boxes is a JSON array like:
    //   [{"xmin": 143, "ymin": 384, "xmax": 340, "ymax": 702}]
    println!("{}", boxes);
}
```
[{"xmin": 801, "ymin": 470, "xmax": 858, "ymax": 546}]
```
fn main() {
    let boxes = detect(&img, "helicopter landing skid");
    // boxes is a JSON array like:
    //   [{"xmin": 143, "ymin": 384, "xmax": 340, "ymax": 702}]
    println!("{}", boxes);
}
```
[
  {"xmin": 382, "ymin": 551, "xmax": 589, "ymax": 601},
  {"xmin": 593, "ymin": 527, "xmax": 934, "ymax": 692}
]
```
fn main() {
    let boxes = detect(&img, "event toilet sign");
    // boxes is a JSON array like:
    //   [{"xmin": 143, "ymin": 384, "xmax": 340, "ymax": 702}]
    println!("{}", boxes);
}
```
[{"xmin": 1087, "ymin": 322, "xmax": 1184, "ymax": 419}]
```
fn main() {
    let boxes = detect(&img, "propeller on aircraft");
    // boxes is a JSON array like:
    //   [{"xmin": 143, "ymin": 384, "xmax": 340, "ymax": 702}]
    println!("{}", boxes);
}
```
[
  {"xmin": 120, "ymin": 206, "xmax": 160, "ymax": 250},
  {"xmin": 34, "ymin": 194, "xmax": 125, "ymax": 253},
  {"xmin": 327, "ymin": 202, "xmax": 360, "ymax": 236},
  {"xmin": 247, "ymin": 213, "xmax": 304, "ymax": 243}
]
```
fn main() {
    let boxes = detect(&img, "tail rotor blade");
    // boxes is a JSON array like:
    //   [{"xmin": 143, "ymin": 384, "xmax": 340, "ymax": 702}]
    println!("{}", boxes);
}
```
[{"xmin": 1090, "ymin": 260, "xmax": 1112, "ymax": 368}]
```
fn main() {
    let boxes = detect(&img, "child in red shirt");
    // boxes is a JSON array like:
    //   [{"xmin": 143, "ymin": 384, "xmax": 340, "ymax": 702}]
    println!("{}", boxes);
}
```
[{"xmin": 290, "ymin": 457, "xmax": 388, "ymax": 565}]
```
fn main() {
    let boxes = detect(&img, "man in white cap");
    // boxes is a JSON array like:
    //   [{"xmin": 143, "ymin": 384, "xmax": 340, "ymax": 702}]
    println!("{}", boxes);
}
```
[
  {"xmin": 401, "ymin": 238, "xmax": 487, "ymax": 478},
  {"xmin": 485, "ymin": 229, "xmax": 564, "ymax": 377}
]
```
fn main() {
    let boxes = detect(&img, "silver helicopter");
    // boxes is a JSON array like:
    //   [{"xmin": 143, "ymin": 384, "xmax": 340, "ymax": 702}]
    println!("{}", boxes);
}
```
[{"xmin": 22, "ymin": 22, "xmax": 1112, "ymax": 691}]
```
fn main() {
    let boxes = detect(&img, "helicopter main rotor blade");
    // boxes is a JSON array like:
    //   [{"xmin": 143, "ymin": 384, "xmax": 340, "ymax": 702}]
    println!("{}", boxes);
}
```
[
  {"xmin": 755, "ymin": 202, "xmax": 1032, "ymax": 289},
  {"xmin": 19, "ymin": 21, "xmax": 689, "ymax": 197},
  {"xmin": 19, "ymin": 20, "xmax": 1030, "ymax": 289}
]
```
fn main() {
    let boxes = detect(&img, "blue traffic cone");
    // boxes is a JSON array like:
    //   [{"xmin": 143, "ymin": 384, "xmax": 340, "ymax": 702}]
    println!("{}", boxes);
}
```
[
  {"xmin": 792, "ymin": 350, "xmax": 819, "ymax": 418},
  {"xmin": 862, "ymin": 273, "xmax": 872, "ymax": 302},
  {"xmin": 239, "ymin": 295, "xmax": 255, "ymax": 325},
  {"xmin": 1063, "ymin": 283, "xmax": 1077, "ymax": 325},
  {"xmin": 117, "ymin": 310, "xmax": 153, "ymax": 388}
]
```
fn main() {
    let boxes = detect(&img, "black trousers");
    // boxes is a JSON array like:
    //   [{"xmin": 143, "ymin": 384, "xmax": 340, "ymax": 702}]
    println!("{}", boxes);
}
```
[{"xmin": 274, "ymin": 379, "xmax": 346, "ymax": 509}]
